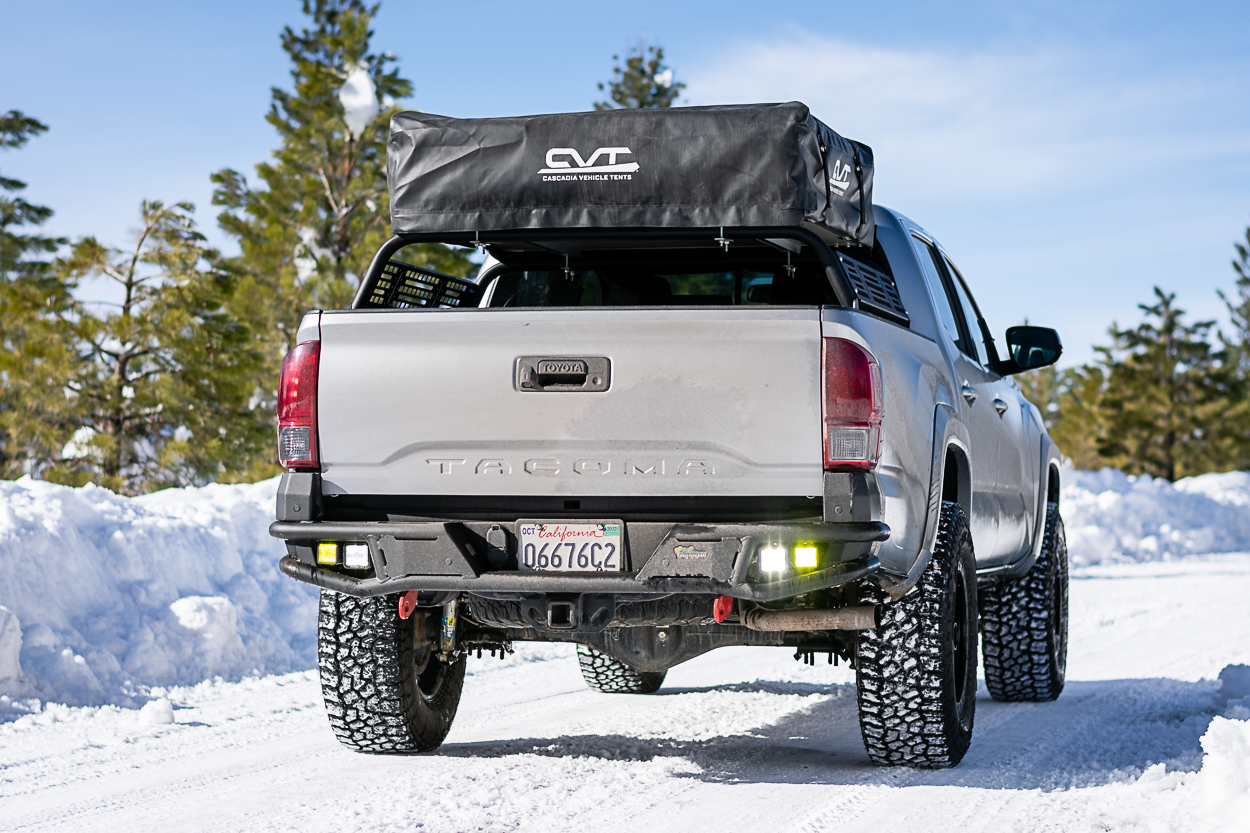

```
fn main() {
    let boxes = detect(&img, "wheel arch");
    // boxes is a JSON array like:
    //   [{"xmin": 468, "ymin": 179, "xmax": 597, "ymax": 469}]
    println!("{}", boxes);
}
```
[
  {"xmin": 1046, "ymin": 460, "xmax": 1061, "ymax": 507},
  {"xmin": 882, "ymin": 403, "xmax": 972, "ymax": 600},
  {"xmin": 925, "ymin": 403, "xmax": 972, "ymax": 556}
]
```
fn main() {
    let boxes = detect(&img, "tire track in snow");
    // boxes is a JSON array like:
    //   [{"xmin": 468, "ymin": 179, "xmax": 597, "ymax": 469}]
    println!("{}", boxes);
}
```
[{"xmin": 0, "ymin": 559, "xmax": 1244, "ymax": 832}]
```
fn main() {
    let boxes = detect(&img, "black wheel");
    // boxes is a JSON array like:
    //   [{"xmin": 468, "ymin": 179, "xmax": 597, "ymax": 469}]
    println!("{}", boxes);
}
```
[
  {"xmin": 855, "ymin": 500, "xmax": 978, "ymax": 768},
  {"xmin": 980, "ymin": 503, "xmax": 1068, "ymax": 702},
  {"xmin": 576, "ymin": 644, "xmax": 667, "ymax": 693},
  {"xmin": 318, "ymin": 590, "xmax": 466, "ymax": 753}
]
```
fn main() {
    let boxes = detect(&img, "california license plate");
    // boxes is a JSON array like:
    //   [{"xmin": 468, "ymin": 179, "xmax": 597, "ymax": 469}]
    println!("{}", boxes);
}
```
[{"xmin": 517, "ymin": 522, "xmax": 623, "ymax": 571}]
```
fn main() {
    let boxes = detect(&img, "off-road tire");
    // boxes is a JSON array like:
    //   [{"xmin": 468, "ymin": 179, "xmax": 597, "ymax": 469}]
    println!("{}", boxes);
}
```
[
  {"xmin": 980, "ymin": 503, "xmax": 1068, "ymax": 702},
  {"xmin": 318, "ymin": 590, "xmax": 465, "ymax": 753},
  {"xmin": 576, "ymin": 644, "xmax": 666, "ymax": 693},
  {"xmin": 855, "ymin": 500, "xmax": 978, "ymax": 768}
]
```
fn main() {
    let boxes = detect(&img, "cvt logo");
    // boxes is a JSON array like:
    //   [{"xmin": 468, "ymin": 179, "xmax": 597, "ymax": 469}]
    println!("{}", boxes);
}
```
[
  {"xmin": 539, "ymin": 146, "xmax": 639, "ymax": 175},
  {"xmin": 830, "ymin": 158, "xmax": 852, "ymax": 196}
]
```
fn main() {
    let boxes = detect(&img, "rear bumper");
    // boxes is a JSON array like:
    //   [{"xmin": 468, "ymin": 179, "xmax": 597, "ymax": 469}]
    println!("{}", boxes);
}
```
[{"xmin": 270, "ymin": 519, "xmax": 888, "ymax": 602}]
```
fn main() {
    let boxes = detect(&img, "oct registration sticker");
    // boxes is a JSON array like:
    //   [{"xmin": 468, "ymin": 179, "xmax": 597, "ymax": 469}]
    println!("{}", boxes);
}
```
[{"xmin": 517, "ymin": 523, "xmax": 623, "ymax": 572}]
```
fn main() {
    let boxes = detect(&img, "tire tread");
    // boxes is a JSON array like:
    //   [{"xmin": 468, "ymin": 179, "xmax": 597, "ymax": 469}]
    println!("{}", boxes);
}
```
[
  {"xmin": 576, "ymin": 644, "xmax": 666, "ymax": 694},
  {"xmin": 317, "ymin": 590, "xmax": 465, "ymax": 753},
  {"xmin": 980, "ymin": 504, "xmax": 1068, "ymax": 702},
  {"xmin": 855, "ymin": 500, "xmax": 977, "ymax": 768}
]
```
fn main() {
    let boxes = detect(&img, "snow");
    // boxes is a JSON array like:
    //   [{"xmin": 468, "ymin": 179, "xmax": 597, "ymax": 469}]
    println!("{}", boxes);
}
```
[
  {"xmin": 1064, "ymin": 465, "xmax": 1250, "ymax": 564},
  {"xmin": 0, "ymin": 606, "xmax": 26, "ymax": 691},
  {"xmin": 0, "ymin": 476, "xmax": 314, "ymax": 706},
  {"xmin": 0, "ymin": 469, "xmax": 1248, "ymax": 830},
  {"xmin": 137, "ymin": 696, "xmax": 173, "ymax": 726},
  {"xmin": 338, "ymin": 64, "xmax": 378, "ymax": 138},
  {"xmin": 5, "ymin": 466, "xmax": 1246, "ymax": 706}
]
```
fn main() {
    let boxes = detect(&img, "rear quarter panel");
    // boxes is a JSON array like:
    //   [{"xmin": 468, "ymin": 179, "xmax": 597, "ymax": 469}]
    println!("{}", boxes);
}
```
[{"xmin": 821, "ymin": 309, "xmax": 948, "ymax": 576}]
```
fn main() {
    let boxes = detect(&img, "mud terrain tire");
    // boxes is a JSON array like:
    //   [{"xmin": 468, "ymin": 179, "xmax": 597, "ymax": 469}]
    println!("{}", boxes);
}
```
[
  {"xmin": 576, "ymin": 644, "xmax": 667, "ymax": 693},
  {"xmin": 318, "ymin": 590, "xmax": 465, "ymax": 753},
  {"xmin": 980, "ymin": 503, "xmax": 1068, "ymax": 702},
  {"xmin": 855, "ymin": 500, "xmax": 978, "ymax": 768}
]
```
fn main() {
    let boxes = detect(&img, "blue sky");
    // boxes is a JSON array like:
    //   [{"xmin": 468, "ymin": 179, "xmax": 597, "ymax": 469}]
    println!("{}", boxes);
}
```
[{"xmin": 4, "ymin": 0, "xmax": 1249, "ymax": 366}]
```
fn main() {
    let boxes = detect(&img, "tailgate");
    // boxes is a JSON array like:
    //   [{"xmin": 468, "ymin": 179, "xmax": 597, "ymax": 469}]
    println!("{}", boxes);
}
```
[{"xmin": 316, "ymin": 307, "xmax": 823, "ymax": 497}]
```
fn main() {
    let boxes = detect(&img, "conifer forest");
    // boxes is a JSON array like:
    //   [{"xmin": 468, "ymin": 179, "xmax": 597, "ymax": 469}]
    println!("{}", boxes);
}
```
[{"xmin": 2, "ymin": 0, "xmax": 1248, "ymax": 494}]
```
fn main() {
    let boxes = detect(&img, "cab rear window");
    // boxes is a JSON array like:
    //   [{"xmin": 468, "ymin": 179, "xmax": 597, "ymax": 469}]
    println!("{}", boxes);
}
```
[{"xmin": 483, "ymin": 266, "xmax": 836, "ymax": 308}]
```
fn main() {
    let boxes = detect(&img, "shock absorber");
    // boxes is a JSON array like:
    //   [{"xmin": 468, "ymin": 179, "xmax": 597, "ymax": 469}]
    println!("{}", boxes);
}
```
[{"xmin": 439, "ymin": 599, "xmax": 457, "ymax": 657}]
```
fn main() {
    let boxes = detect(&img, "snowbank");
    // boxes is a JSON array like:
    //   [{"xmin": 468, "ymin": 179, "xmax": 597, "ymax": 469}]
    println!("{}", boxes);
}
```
[
  {"xmin": 1063, "ymin": 467, "xmax": 1250, "ymax": 565},
  {"xmin": 1097, "ymin": 667, "xmax": 1250, "ymax": 831},
  {"xmin": 0, "ymin": 465, "xmax": 1247, "ymax": 707},
  {"xmin": 0, "ymin": 477, "xmax": 314, "ymax": 707}
]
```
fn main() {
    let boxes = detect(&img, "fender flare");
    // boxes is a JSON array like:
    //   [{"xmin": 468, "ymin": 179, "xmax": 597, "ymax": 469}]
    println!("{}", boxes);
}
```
[
  {"xmin": 924, "ymin": 403, "xmax": 972, "ymax": 554},
  {"xmin": 880, "ymin": 403, "xmax": 971, "ymax": 599}
]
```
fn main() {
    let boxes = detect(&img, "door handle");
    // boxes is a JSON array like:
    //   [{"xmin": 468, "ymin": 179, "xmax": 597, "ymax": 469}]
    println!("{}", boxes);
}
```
[
  {"xmin": 961, "ymin": 383, "xmax": 978, "ymax": 405},
  {"xmin": 994, "ymin": 397, "xmax": 1009, "ymax": 416}
]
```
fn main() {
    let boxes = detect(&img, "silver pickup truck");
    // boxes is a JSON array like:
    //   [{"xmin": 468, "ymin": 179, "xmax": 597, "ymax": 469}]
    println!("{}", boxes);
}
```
[{"xmin": 271, "ymin": 103, "xmax": 1068, "ymax": 768}]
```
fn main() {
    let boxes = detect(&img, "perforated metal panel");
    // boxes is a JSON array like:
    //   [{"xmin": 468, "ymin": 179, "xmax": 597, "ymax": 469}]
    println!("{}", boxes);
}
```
[
  {"xmin": 360, "ymin": 260, "xmax": 483, "ymax": 309},
  {"xmin": 836, "ymin": 253, "xmax": 909, "ymax": 326}
]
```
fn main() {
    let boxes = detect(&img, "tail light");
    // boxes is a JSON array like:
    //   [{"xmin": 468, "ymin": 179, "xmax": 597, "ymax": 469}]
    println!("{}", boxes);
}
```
[
  {"xmin": 278, "ymin": 340, "xmax": 320, "ymax": 469},
  {"xmin": 822, "ymin": 337, "xmax": 883, "ymax": 470}
]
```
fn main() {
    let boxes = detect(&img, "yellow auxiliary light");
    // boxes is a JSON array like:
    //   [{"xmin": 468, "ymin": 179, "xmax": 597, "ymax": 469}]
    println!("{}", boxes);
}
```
[
  {"xmin": 794, "ymin": 545, "xmax": 819, "ymax": 568},
  {"xmin": 317, "ymin": 541, "xmax": 340, "ymax": 565}
]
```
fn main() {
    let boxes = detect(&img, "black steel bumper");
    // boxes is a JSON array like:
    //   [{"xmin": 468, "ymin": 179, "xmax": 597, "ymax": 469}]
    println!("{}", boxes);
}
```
[{"xmin": 270, "ymin": 519, "xmax": 888, "ymax": 603}]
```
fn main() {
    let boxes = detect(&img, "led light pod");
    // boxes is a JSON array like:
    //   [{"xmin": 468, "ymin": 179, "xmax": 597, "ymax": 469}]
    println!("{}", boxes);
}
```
[
  {"xmin": 343, "ymin": 543, "xmax": 370, "ymax": 569},
  {"xmin": 316, "ymin": 541, "xmax": 339, "ymax": 565},
  {"xmin": 794, "ymin": 545, "xmax": 818, "ymax": 568},
  {"xmin": 759, "ymin": 544, "xmax": 788, "ymax": 573}
]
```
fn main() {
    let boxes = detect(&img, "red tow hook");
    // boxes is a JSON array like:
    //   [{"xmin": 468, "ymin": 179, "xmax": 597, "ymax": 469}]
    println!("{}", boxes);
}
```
[
  {"xmin": 713, "ymin": 595, "xmax": 734, "ymax": 623},
  {"xmin": 398, "ymin": 591, "xmax": 421, "ymax": 620}
]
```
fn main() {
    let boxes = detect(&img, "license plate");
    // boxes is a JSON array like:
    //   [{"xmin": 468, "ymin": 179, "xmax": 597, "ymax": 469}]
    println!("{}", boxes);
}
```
[{"xmin": 517, "ymin": 522, "xmax": 623, "ymax": 571}]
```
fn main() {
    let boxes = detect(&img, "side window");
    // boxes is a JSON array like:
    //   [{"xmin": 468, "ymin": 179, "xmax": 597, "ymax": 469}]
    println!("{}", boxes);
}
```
[
  {"xmin": 909, "ymin": 235, "xmax": 962, "ymax": 347},
  {"xmin": 942, "ymin": 257, "xmax": 993, "ymax": 367}
]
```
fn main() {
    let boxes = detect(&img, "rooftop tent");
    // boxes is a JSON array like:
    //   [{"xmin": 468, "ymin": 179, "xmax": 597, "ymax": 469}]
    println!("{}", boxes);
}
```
[{"xmin": 387, "ymin": 102, "xmax": 875, "ymax": 247}]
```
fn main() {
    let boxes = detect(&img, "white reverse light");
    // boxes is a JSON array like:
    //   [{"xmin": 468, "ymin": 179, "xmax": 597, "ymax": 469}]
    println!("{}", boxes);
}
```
[
  {"xmin": 759, "ymin": 545, "xmax": 788, "ymax": 573},
  {"xmin": 343, "ymin": 543, "xmax": 371, "ymax": 569}
]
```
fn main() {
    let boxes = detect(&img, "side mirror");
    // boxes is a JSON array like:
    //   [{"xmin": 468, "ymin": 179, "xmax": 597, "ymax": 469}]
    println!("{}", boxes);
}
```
[{"xmin": 996, "ymin": 326, "xmax": 1062, "ymax": 375}]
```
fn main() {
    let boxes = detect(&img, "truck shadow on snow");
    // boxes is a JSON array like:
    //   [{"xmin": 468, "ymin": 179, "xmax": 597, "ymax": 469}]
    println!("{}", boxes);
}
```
[{"xmin": 438, "ymin": 677, "xmax": 1217, "ymax": 790}]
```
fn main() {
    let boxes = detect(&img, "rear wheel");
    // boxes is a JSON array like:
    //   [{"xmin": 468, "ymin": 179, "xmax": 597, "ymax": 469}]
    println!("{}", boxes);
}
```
[
  {"xmin": 980, "ymin": 503, "xmax": 1068, "ymax": 701},
  {"xmin": 855, "ymin": 500, "xmax": 978, "ymax": 768},
  {"xmin": 576, "ymin": 644, "xmax": 667, "ymax": 693},
  {"xmin": 318, "ymin": 590, "xmax": 465, "ymax": 753}
]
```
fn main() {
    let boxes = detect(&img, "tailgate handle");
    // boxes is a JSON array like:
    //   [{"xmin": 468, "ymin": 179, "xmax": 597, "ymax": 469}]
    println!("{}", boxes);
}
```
[
  {"xmin": 517, "ymin": 357, "xmax": 610, "ymax": 392},
  {"xmin": 535, "ymin": 360, "xmax": 587, "ymax": 386}
]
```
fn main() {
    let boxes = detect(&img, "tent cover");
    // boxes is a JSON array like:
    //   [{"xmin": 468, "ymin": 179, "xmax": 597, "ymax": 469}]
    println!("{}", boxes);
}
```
[{"xmin": 388, "ymin": 102, "xmax": 874, "ymax": 246}]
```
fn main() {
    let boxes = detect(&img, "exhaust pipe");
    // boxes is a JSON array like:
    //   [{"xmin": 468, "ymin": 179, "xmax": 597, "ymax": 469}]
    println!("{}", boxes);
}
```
[{"xmin": 741, "ymin": 605, "xmax": 879, "ymax": 632}]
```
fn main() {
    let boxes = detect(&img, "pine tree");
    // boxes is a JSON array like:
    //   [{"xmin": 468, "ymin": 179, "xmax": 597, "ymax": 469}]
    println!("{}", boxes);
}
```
[
  {"xmin": 1016, "ymin": 366, "xmax": 1060, "ymax": 429},
  {"xmin": 58, "ymin": 201, "xmax": 269, "ymax": 493},
  {"xmin": 1017, "ymin": 364, "xmax": 1107, "ymax": 470},
  {"xmin": 1214, "ymin": 223, "xmax": 1250, "ymax": 467},
  {"xmin": 595, "ymin": 43, "xmax": 685, "ymax": 110},
  {"xmin": 0, "ymin": 111, "xmax": 78, "ymax": 478},
  {"xmin": 212, "ymin": 1, "xmax": 470, "ymax": 371},
  {"xmin": 1051, "ymin": 365, "xmax": 1108, "ymax": 470},
  {"xmin": 1226, "ymin": 221, "xmax": 1250, "ymax": 351},
  {"xmin": 1096, "ymin": 287, "xmax": 1224, "ymax": 481}
]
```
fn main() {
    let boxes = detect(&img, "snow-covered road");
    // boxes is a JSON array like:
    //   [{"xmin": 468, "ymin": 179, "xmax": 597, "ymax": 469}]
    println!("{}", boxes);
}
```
[{"xmin": 4, "ymin": 555, "xmax": 1249, "ymax": 833}]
